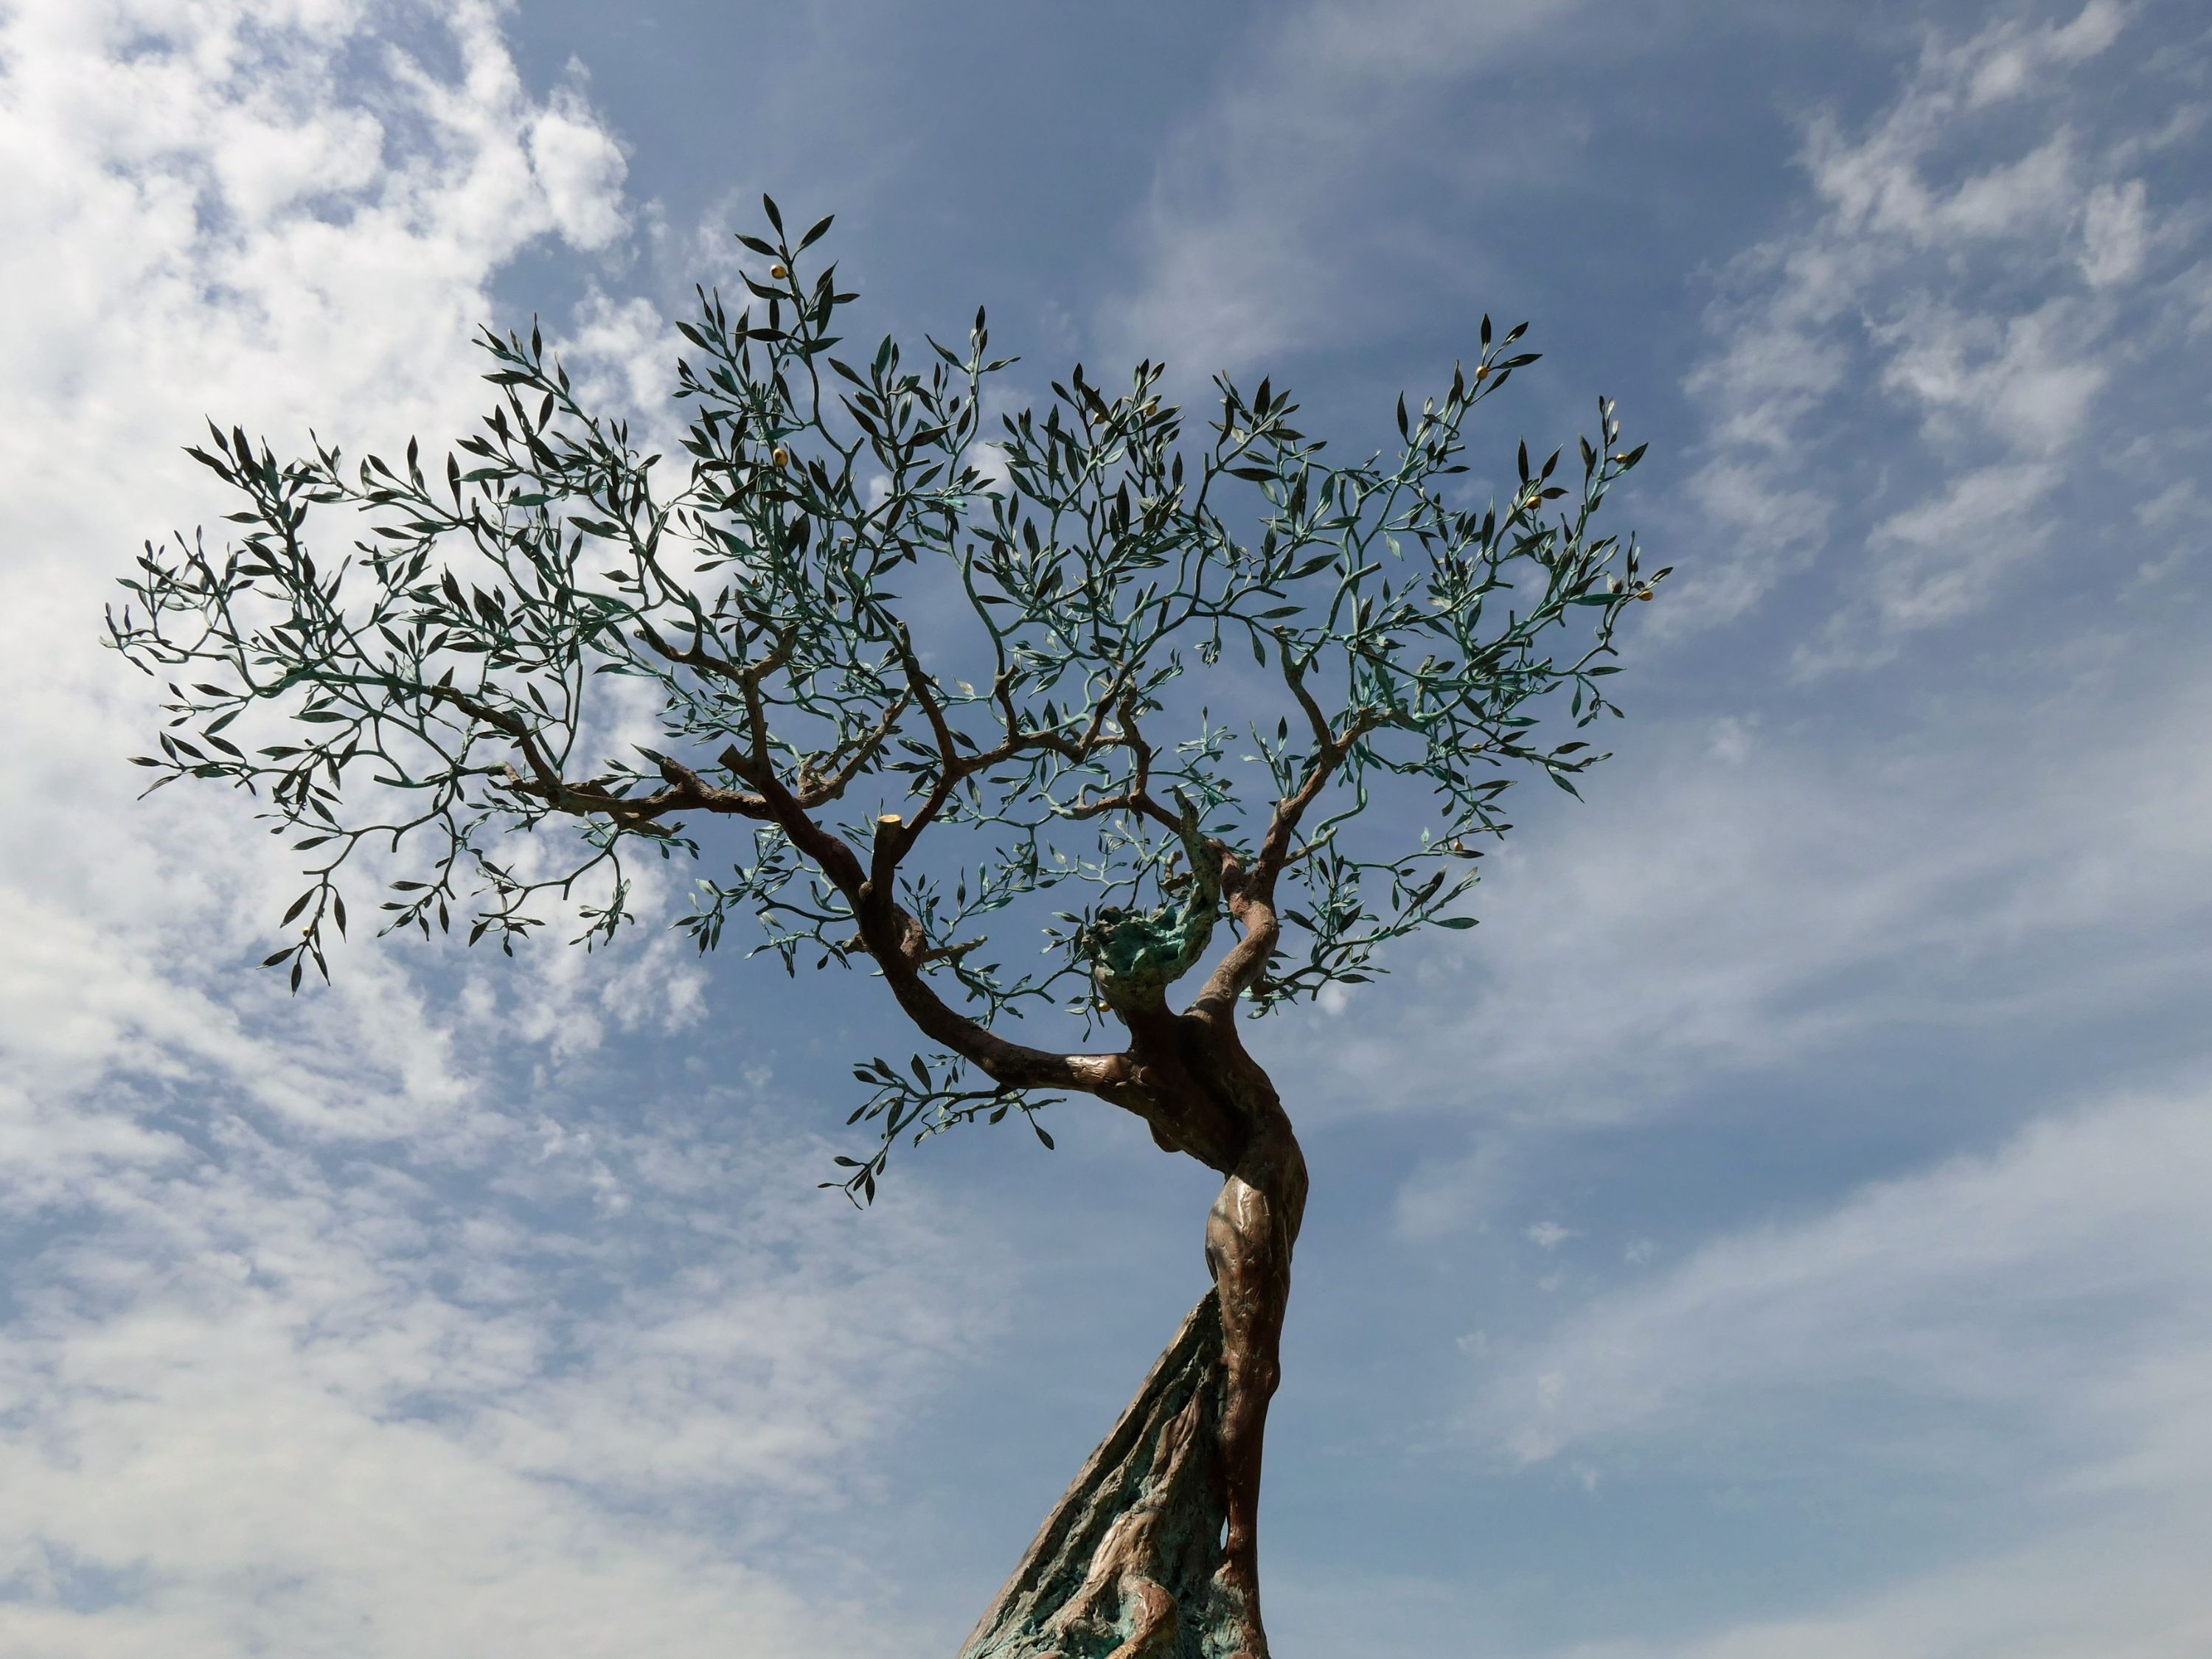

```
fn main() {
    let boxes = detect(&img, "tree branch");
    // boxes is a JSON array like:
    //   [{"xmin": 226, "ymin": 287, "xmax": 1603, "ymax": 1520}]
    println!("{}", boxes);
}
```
[{"xmin": 1191, "ymin": 709, "xmax": 1378, "ymax": 1017}]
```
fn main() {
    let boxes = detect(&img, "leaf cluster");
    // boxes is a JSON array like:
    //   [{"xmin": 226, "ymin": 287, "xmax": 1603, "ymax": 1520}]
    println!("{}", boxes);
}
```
[{"xmin": 108, "ymin": 200, "xmax": 1657, "ymax": 1192}]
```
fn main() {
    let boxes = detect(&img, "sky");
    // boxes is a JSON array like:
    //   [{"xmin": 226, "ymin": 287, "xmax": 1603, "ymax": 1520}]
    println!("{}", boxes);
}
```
[{"xmin": 2, "ymin": 0, "xmax": 2209, "ymax": 1655}]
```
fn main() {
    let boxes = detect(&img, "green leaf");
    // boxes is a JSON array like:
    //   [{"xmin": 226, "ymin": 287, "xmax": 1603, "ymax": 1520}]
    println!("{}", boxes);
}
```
[{"xmin": 116, "ymin": 246, "xmax": 1641, "ymax": 1062}]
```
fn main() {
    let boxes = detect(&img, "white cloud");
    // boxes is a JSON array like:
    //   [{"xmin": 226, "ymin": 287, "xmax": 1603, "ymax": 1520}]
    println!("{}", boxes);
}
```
[
  {"xmin": 1963, "ymin": 0, "xmax": 2126, "ymax": 107},
  {"xmin": 0, "ymin": 0, "xmax": 692, "ymax": 1122},
  {"xmin": 1394, "ymin": 1134, "xmax": 1513, "ymax": 1241},
  {"xmin": 0, "ymin": 5, "xmax": 987, "ymax": 1653},
  {"xmin": 0, "ymin": 0, "xmax": 669, "ymax": 1062},
  {"xmin": 1287, "ymin": 639, "xmax": 2212, "ymax": 1148},
  {"xmin": 1096, "ymin": 0, "xmax": 1584, "ymax": 378},
  {"xmin": 1819, "ymin": 456, "xmax": 2059, "ymax": 655},
  {"xmin": 1874, "ymin": 299, "xmax": 2107, "ymax": 456},
  {"xmin": 527, "ymin": 74, "xmax": 630, "ymax": 251},
  {"xmin": 2081, "ymin": 177, "xmax": 2149, "ymax": 285},
  {"xmin": 0, "ymin": 1110, "xmax": 978, "ymax": 1658},
  {"xmin": 1668, "ymin": 1, "xmax": 2207, "ymax": 658},
  {"xmin": 1473, "ymin": 1082, "xmax": 2212, "ymax": 1465},
  {"xmin": 1456, "ymin": 1078, "xmax": 2212, "ymax": 1658},
  {"xmin": 1808, "ymin": 125, "xmax": 2080, "ymax": 248}
]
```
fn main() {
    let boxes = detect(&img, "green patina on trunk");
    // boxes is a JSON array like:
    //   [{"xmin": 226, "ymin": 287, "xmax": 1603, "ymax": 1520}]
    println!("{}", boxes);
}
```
[
  {"xmin": 1077, "ymin": 818, "xmax": 1224, "ymax": 1019},
  {"xmin": 1080, "ymin": 895, "xmax": 1217, "ymax": 1006},
  {"xmin": 959, "ymin": 1293, "xmax": 1252, "ymax": 1659},
  {"xmin": 111, "ymin": 198, "xmax": 1652, "ymax": 1659}
]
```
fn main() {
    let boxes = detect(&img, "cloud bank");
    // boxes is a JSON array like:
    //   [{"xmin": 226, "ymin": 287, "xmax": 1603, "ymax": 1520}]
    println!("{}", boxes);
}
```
[{"xmin": 0, "ymin": 6, "xmax": 995, "ymax": 1654}]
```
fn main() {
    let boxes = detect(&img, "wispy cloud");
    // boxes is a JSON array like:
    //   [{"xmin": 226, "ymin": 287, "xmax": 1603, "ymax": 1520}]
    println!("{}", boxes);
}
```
[
  {"xmin": 1471, "ymin": 1079, "xmax": 2212, "ymax": 1467},
  {"xmin": 12, "ymin": 4, "xmax": 2212, "ymax": 1655},
  {"xmin": 1669, "ymin": 1, "xmax": 2209, "ymax": 664},
  {"xmin": 1459, "ymin": 1077, "xmax": 2212, "ymax": 1658},
  {"xmin": 1289, "ymin": 644, "xmax": 2212, "ymax": 1148},
  {"xmin": 0, "ymin": 1092, "xmax": 995, "ymax": 1657},
  {"xmin": 0, "ymin": 5, "xmax": 992, "ymax": 1653},
  {"xmin": 1095, "ymin": 0, "xmax": 1585, "ymax": 379}
]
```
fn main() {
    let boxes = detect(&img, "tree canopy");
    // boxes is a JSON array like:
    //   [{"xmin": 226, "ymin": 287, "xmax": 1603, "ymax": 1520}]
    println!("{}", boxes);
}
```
[{"xmin": 109, "ymin": 201, "xmax": 1657, "ymax": 1202}]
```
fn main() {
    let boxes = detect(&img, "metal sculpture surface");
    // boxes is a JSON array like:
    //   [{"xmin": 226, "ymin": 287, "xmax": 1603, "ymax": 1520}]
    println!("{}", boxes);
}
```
[{"xmin": 110, "ymin": 201, "xmax": 1655, "ymax": 1657}]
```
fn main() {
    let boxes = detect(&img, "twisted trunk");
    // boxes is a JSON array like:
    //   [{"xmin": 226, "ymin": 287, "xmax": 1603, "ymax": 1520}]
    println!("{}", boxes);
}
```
[{"xmin": 961, "ymin": 1034, "xmax": 1307, "ymax": 1659}]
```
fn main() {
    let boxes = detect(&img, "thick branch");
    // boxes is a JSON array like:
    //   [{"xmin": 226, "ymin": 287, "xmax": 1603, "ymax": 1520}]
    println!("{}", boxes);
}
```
[
  {"xmin": 1191, "ymin": 843, "xmax": 1268, "ymax": 1021},
  {"xmin": 1061, "ymin": 695, "xmax": 1183, "ymax": 835},
  {"xmin": 707, "ymin": 776, "xmax": 1119, "ymax": 1100},
  {"xmin": 421, "ymin": 683, "xmax": 563, "ymax": 790},
  {"xmin": 881, "ymin": 628, "xmax": 961, "ymax": 858},
  {"xmin": 1191, "ymin": 706, "xmax": 1377, "ymax": 1017}
]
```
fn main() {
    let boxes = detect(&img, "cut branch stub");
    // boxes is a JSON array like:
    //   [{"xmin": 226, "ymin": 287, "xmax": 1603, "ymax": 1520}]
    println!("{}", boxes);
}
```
[{"xmin": 960, "ymin": 1292, "xmax": 1256, "ymax": 1659}]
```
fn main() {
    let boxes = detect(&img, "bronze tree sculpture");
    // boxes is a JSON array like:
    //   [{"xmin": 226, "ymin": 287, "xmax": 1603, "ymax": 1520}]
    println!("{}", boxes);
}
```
[{"xmin": 110, "ymin": 201, "xmax": 1655, "ymax": 1658}]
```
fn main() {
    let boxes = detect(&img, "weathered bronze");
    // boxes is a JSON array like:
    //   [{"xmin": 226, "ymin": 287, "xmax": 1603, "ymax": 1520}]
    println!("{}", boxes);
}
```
[
  {"xmin": 960, "ymin": 1293, "xmax": 1229, "ymax": 1658},
  {"xmin": 109, "ymin": 198, "xmax": 1649, "ymax": 1657}
]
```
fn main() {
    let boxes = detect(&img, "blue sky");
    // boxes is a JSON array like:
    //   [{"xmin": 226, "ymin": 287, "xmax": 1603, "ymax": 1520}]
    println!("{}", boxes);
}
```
[{"xmin": 2, "ymin": 1, "xmax": 2209, "ymax": 1655}]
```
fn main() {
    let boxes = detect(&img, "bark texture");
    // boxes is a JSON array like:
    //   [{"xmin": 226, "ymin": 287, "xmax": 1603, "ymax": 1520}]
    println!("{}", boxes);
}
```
[
  {"xmin": 863, "ymin": 800, "xmax": 1321, "ymax": 1655},
  {"xmin": 957, "ymin": 1293, "xmax": 1234, "ymax": 1659},
  {"xmin": 960, "ymin": 1061, "xmax": 1307, "ymax": 1659}
]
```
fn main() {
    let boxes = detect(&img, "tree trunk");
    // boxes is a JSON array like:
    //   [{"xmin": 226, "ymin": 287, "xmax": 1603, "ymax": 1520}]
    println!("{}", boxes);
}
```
[{"xmin": 959, "ymin": 1097, "xmax": 1307, "ymax": 1659}]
